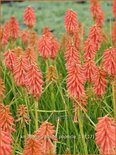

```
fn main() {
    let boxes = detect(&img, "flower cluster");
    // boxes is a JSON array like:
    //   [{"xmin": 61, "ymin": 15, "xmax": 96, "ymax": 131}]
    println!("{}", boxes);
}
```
[{"xmin": 90, "ymin": 0, "xmax": 104, "ymax": 27}]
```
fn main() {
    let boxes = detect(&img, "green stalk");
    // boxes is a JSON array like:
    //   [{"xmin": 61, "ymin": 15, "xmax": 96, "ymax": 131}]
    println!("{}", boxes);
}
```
[
  {"xmin": 78, "ymin": 108, "xmax": 88, "ymax": 154},
  {"xmin": 112, "ymin": 80, "xmax": 116, "ymax": 121},
  {"xmin": 35, "ymin": 99, "xmax": 39, "ymax": 130}
]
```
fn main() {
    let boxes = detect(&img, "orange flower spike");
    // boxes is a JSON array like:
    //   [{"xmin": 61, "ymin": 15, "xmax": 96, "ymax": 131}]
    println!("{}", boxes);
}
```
[
  {"xmin": 83, "ymin": 59, "xmax": 98, "ymax": 83},
  {"xmin": 38, "ymin": 34, "xmax": 51, "ymax": 59},
  {"xmin": 50, "ymin": 37, "xmax": 59, "ymax": 59},
  {"xmin": 67, "ymin": 63, "xmax": 86, "ymax": 99},
  {"xmin": 83, "ymin": 39, "xmax": 96, "ymax": 60},
  {"xmin": 90, "ymin": 0, "xmax": 104, "ymax": 27},
  {"xmin": 29, "ymin": 31, "xmax": 39, "ymax": 48},
  {"xmin": 23, "ymin": 6, "xmax": 36, "ymax": 28},
  {"xmin": 25, "ymin": 47, "xmax": 36, "ymax": 64},
  {"xmin": 25, "ymin": 64, "xmax": 43, "ymax": 98},
  {"xmin": 13, "ymin": 54, "xmax": 29, "ymax": 87},
  {"xmin": 0, "ymin": 78, "xmax": 5, "ymax": 99},
  {"xmin": 0, "ymin": 128, "xmax": 13, "ymax": 155},
  {"xmin": 64, "ymin": 9, "xmax": 79, "ymax": 34},
  {"xmin": 88, "ymin": 24, "xmax": 102, "ymax": 51},
  {"xmin": 0, "ymin": 104, "xmax": 15, "ymax": 133},
  {"xmin": 35, "ymin": 122, "xmax": 57, "ymax": 154},
  {"xmin": 65, "ymin": 42, "xmax": 80, "ymax": 69},
  {"xmin": 95, "ymin": 115, "xmax": 116, "ymax": 155},
  {"xmin": 112, "ymin": 21, "xmax": 116, "ymax": 45},
  {"xmin": 113, "ymin": 0, "xmax": 116, "ymax": 19},
  {"xmin": 42, "ymin": 27, "xmax": 53, "ymax": 37},
  {"xmin": 20, "ymin": 30, "xmax": 29, "ymax": 45},
  {"xmin": 3, "ymin": 49, "xmax": 16, "ymax": 71},
  {"xmin": 42, "ymin": 27, "xmax": 59, "ymax": 59},
  {"xmin": 102, "ymin": 47, "xmax": 116, "ymax": 77},
  {"xmin": 23, "ymin": 135, "xmax": 43, "ymax": 155},
  {"xmin": 9, "ymin": 16, "xmax": 19, "ymax": 39},
  {"xmin": 93, "ymin": 68, "xmax": 107, "ymax": 96},
  {"xmin": 2, "ymin": 21, "xmax": 10, "ymax": 45},
  {"xmin": 16, "ymin": 104, "xmax": 29, "ymax": 124}
]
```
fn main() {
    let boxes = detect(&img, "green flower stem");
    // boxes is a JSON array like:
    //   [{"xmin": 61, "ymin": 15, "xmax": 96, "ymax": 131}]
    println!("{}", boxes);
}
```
[{"xmin": 78, "ymin": 108, "xmax": 88, "ymax": 154}]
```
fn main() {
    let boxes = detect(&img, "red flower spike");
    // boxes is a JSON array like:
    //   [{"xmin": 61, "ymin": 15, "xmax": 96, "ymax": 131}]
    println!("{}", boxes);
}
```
[
  {"xmin": 3, "ymin": 50, "xmax": 16, "ymax": 71},
  {"xmin": 23, "ymin": 135, "xmax": 43, "ymax": 155},
  {"xmin": 102, "ymin": 47, "xmax": 116, "ymax": 77},
  {"xmin": 93, "ymin": 68, "xmax": 107, "ymax": 96},
  {"xmin": 95, "ymin": 115, "xmax": 116, "ymax": 155},
  {"xmin": 35, "ymin": 122, "xmax": 57, "ymax": 154},
  {"xmin": 50, "ymin": 37, "xmax": 59, "ymax": 59},
  {"xmin": 9, "ymin": 16, "xmax": 19, "ymax": 39},
  {"xmin": 83, "ymin": 59, "xmax": 98, "ymax": 83},
  {"xmin": 0, "ymin": 128, "xmax": 13, "ymax": 155},
  {"xmin": 20, "ymin": 30, "xmax": 29, "ymax": 45},
  {"xmin": 0, "ymin": 78, "xmax": 5, "ymax": 99},
  {"xmin": 64, "ymin": 9, "xmax": 79, "ymax": 34},
  {"xmin": 42, "ymin": 27, "xmax": 53, "ymax": 37},
  {"xmin": 25, "ymin": 64, "xmax": 43, "ymax": 98},
  {"xmin": 25, "ymin": 47, "xmax": 36, "ymax": 65},
  {"xmin": 23, "ymin": 6, "xmax": 36, "ymax": 28},
  {"xmin": 16, "ymin": 104, "xmax": 29, "ymax": 124},
  {"xmin": 112, "ymin": 21, "xmax": 116, "ymax": 44},
  {"xmin": 90, "ymin": 0, "xmax": 104, "ymax": 27},
  {"xmin": 38, "ymin": 35, "xmax": 51, "ymax": 59},
  {"xmin": 2, "ymin": 21, "xmax": 10, "ymax": 45},
  {"xmin": 0, "ymin": 104, "xmax": 15, "ymax": 133},
  {"xmin": 83, "ymin": 39, "xmax": 96, "ymax": 60},
  {"xmin": 73, "ymin": 31, "xmax": 80, "ymax": 50},
  {"xmin": 67, "ymin": 63, "xmax": 86, "ymax": 100},
  {"xmin": 13, "ymin": 55, "xmax": 29, "ymax": 87},
  {"xmin": 88, "ymin": 25, "xmax": 102, "ymax": 51},
  {"xmin": 113, "ymin": 0, "xmax": 116, "ymax": 19},
  {"xmin": 65, "ymin": 42, "xmax": 80, "ymax": 69}
]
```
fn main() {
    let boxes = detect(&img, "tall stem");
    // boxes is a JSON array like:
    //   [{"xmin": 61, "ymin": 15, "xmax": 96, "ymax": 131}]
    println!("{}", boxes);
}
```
[
  {"xmin": 78, "ymin": 108, "xmax": 88, "ymax": 154},
  {"xmin": 35, "ymin": 99, "xmax": 39, "ymax": 130},
  {"xmin": 112, "ymin": 79, "xmax": 116, "ymax": 121}
]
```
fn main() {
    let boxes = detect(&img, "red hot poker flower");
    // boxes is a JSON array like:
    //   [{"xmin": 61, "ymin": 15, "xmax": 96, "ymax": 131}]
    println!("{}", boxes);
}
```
[
  {"xmin": 83, "ymin": 38, "xmax": 96, "ymax": 61},
  {"xmin": 38, "ymin": 35, "xmax": 51, "ymax": 59},
  {"xmin": 2, "ymin": 21, "xmax": 10, "ymax": 45},
  {"xmin": 65, "ymin": 42, "xmax": 80, "ymax": 69},
  {"xmin": 50, "ymin": 37, "xmax": 59, "ymax": 59},
  {"xmin": 90, "ymin": 0, "xmax": 104, "ymax": 27},
  {"xmin": 16, "ymin": 104, "xmax": 29, "ymax": 124},
  {"xmin": 112, "ymin": 21, "xmax": 116, "ymax": 45},
  {"xmin": 23, "ymin": 135, "xmax": 43, "ymax": 155},
  {"xmin": 0, "ymin": 78, "xmax": 5, "ymax": 99},
  {"xmin": 67, "ymin": 63, "xmax": 86, "ymax": 100},
  {"xmin": 0, "ymin": 128, "xmax": 13, "ymax": 155},
  {"xmin": 0, "ymin": 104, "xmax": 15, "ymax": 133},
  {"xmin": 88, "ymin": 25, "xmax": 102, "ymax": 51},
  {"xmin": 25, "ymin": 47, "xmax": 36, "ymax": 65},
  {"xmin": 95, "ymin": 115, "xmax": 116, "ymax": 155},
  {"xmin": 23, "ymin": 6, "xmax": 36, "ymax": 28},
  {"xmin": 9, "ymin": 16, "xmax": 19, "ymax": 39},
  {"xmin": 25, "ymin": 63, "xmax": 43, "ymax": 98},
  {"xmin": 13, "ymin": 55, "xmax": 29, "ymax": 87},
  {"xmin": 93, "ymin": 68, "xmax": 107, "ymax": 96},
  {"xmin": 3, "ymin": 50, "xmax": 16, "ymax": 71},
  {"xmin": 102, "ymin": 47, "xmax": 116, "ymax": 77},
  {"xmin": 64, "ymin": 9, "xmax": 79, "ymax": 34},
  {"xmin": 113, "ymin": 0, "xmax": 116, "ymax": 19},
  {"xmin": 35, "ymin": 122, "xmax": 57, "ymax": 154},
  {"xmin": 20, "ymin": 30, "xmax": 29, "ymax": 45},
  {"xmin": 83, "ymin": 59, "xmax": 98, "ymax": 83}
]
